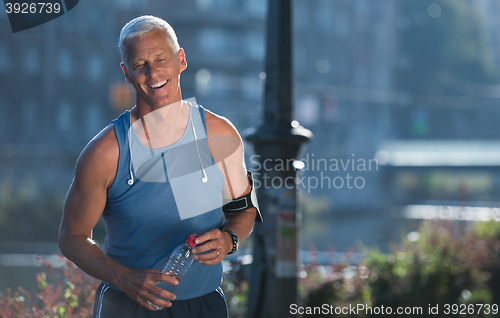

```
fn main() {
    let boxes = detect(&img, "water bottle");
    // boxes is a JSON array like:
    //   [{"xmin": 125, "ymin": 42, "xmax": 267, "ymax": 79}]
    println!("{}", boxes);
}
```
[{"xmin": 151, "ymin": 235, "xmax": 197, "ymax": 309}]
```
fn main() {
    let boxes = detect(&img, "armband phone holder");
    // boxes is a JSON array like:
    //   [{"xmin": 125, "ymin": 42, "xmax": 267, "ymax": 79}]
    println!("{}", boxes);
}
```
[{"xmin": 222, "ymin": 171, "xmax": 263, "ymax": 223}]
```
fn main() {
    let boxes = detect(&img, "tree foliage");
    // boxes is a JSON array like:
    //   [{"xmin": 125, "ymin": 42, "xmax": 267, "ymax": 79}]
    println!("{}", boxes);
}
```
[
  {"xmin": 303, "ymin": 220, "xmax": 500, "ymax": 317},
  {"xmin": 397, "ymin": 0, "xmax": 498, "ymax": 95}
]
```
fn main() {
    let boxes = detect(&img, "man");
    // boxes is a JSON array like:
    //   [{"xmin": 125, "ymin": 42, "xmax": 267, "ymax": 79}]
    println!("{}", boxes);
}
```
[{"xmin": 58, "ymin": 15, "xmax": 261, "ymax": 318}]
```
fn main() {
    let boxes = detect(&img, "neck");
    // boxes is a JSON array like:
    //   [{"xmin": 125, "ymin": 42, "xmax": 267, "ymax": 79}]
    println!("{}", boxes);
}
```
[
  {"xmin": 133, "ymin": 83, "xmax": 184, "ymax": 120},
  {"xmin": 130, "ymin": 100, "xmax": 190, "ymax": 149},
  {"xmin": 132, "ymin": 98, "xmax": 186, "ymax": 123}
]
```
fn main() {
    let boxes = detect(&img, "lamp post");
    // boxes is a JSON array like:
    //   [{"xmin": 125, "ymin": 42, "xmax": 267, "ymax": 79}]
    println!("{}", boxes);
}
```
[{"xmin": 245, "ymin": 0, "xmax": 312, "ymax": 317}]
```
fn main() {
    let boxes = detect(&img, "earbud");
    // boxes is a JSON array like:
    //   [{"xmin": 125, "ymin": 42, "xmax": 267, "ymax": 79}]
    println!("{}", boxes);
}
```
[
  {"xmin": 201, "ymin": 169, "xmax": 208, "ymax": 183},
  {"xmin": 127, "ymin": 170, "xmax": 134, "ymax": 185}
]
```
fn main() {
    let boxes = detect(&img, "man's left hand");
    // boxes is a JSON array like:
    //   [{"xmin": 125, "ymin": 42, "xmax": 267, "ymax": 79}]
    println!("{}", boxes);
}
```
[{"xmin": 191, "ymin": 229, "xmax": 232, "ymax": 265}]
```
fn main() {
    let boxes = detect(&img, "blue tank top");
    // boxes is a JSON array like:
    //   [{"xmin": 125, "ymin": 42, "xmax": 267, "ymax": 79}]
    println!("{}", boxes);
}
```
[{"xmin": 103, "ymin": 101, "xmax": 226, "ymax": 300}]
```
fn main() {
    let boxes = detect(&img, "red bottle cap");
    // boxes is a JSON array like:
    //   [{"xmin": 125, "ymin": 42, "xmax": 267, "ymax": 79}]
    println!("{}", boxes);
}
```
[{"xmin": 187, "ymin": 235, "xmax": 196, "ymax": 247}]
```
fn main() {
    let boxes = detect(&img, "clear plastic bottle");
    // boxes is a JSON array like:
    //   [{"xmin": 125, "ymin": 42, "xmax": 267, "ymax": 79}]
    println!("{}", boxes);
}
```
[{"xmin": 152, "ymin": 235, "xmax": 197, "ymax": 310}]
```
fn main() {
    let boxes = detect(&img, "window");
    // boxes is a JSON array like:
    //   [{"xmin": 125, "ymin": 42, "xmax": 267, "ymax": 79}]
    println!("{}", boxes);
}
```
[
  {"xmin": 85, "ymin": 102, "xmax": 101, "ymax": 139},
  {"xmin": 195, "ymin": 69, "xmax": 235, "ymax": 97},
  {"xmin": 196, "ymin": 0, "xmax": 212, "ymax": 10},
  {"xmin": 57, "ymin": 49, "xmax": 74, "ymax": 79},
  {"xmin": 22, "ymin": 99, "xmax": 37, "ymax": 132},
  {"xmin": 23, "ymin": 47, "xmax": 40, "ymax": 75},
  {"xmin": 58, "ymin": 12, "xmax": 75, "ymax": 33},
  {"xmin": 374, "ymin": 22, "xmax": 390, "ymax": 56},
  {"xmin": 296, "ymin": 95, "xmax": 320, "ymax": 125},
  {"xmin": 0, "ymin": 44, "xmax": 11, "ymax": 72},
  {"xmin": 87, "ymin": 9, "xmax": 107, "ymax": 37},
  {"xmin": 198, "ymin": 29, "xmax": 229, "ymax": 55},
  {"xmin": 212, "ymin": 0, "xmax": 237, "ymax": 10},
  {"xmin": 294, "ymin": 47, "xmax": 307, "ymax": 74},
  {"xmin": 87, "ymin": 53, "xmax": 104, "ymax": 82},
  {"xmin": 335, "ymin": 11, "xmax": 350, "ymax": 39},
  {"xmin": 245, "ymin": 31, "xmax": 264, "ymax": 60},
  {"xmin": 211, "ymin": 72, "xmax": 233, "ymax": 96},
  {"xmin": 0, "ymin": 5, "xmax": 9, "ymax": 20},
  {"xmin": 116, "ymin": 0, "xmax": 147, "ymax": 10},
  {"xmin": 316, "ymin": 4, "xmax": 332, "ymax": 35},
  {"xmin": 0, "ymin": 98, "xmax": 5, "ymax": 139},
  {"xmin": 241, "ymin": 74, "xmax": 262, "ymax": 100},
  {"xmin": 294, "ymin": 1, "xmax": 308, "ymax": 31},
  {"xmin": 243, "ymin": 0, "xmax": 266, "ymax": 18},
  {"xmin": 0, "ymin": 6, "xmax": 7, "ymax": 19},
  {"xmin": 57, "ymin": 101, "xmax": 73, "ymax": 132},
  {"xmin": 373, "ymin": 68, "xmax": 390, "ymax": 89},
  {"xmin": 195, "ymin": 68, "xmax": 212, "ymax": 96},
  {"xmin": 353, "ymin": 66, "xmax": 368, "ymax": 87}
]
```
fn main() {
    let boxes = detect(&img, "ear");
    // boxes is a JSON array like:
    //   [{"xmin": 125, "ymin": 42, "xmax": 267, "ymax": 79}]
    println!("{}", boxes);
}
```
[
  {"xmin": 177, "ymin": 48, "xmax": 187, "ymax": 73},
  {"xmin": 120, "ymin": 62, "xmax": 132, "ymax": 84}
]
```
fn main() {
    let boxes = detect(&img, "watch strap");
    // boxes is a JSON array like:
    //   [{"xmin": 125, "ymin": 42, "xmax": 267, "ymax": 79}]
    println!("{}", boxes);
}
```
[{"xmin": 222, "ymin": 229, "xmax": 239, "ymax": 255}]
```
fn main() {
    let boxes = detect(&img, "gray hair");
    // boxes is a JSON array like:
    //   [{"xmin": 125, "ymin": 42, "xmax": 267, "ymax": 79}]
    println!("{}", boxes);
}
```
[{"xmin": 119, "ymin": 15, "xmax": 180, "ymax": 66}]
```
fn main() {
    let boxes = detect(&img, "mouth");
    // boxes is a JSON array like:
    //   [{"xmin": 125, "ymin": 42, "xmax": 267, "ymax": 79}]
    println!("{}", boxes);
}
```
[{"xmin": 148, "ymin": 80, "xmax": 168, "ymax": 89}]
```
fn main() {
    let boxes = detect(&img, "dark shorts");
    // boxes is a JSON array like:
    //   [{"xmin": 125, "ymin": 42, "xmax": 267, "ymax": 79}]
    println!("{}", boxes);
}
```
[{"xmin": 92, "ymin": 283, "xmax": 228, "ymax": 318}]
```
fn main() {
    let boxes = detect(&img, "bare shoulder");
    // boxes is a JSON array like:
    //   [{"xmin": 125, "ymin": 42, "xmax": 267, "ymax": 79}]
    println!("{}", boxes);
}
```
[
  {"xmin": 204, "ymin": 108, "xmax": 245, "ymax": 168},
  {"xmin": 204, "ymin": 109, "xmax": 241, "ymax": 140},
  {"xmin": 75, "ymin": 124, "xmax": 119, "ymax": 189}
]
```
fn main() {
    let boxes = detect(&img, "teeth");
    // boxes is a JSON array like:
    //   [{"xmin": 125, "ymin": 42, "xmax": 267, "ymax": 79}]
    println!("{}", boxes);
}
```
[{"xmin": 149, "ymin": 80, "xmax": 167, "ymax": 88}]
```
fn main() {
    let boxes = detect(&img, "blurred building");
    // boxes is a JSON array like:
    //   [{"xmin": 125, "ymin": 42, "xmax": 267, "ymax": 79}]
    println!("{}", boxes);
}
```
[
  {"xmin": 293, "ymin": 0, "xmax": 399, "ymax": 207},
  {"xmin": 292, "ymin": 0, "xmax": 500, "ymax": 251},
  {"xmin": 0, "ymin": 0, "xmax": 266, "ymax": 196},
  {"xmin": 1, "ymin": 0, "xmax": 500, "ymax": 251},
  {"xmin": 469, "ymin": 0, "xmax": 500, "ymax": 74},
  {"xmin": 0, "ymin": 1, "xmax": 119, "ymax": 193}
]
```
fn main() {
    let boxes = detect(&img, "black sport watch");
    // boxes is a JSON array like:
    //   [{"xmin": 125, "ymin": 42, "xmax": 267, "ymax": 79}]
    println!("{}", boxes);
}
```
[{"xmin": 222, "ymin": 229, "xmax": 239, "ymax": 255}]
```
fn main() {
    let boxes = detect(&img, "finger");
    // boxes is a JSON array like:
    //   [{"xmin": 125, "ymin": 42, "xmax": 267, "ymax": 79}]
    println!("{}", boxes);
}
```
[
  {"xmin": 151, "ymin": 285, "xmax": 177, "ymax": 303},
  {"xmin": 143, "ymin": 295, "xmax": 173, "ymax": 311},
  {"xmin": 194, "ymin": 229, "xmax": 221, "ymax": 245},
  {"xmin": 197, "ymin": 249, "xmax": 223, "ymax": 265},
  {"xmin": 141, "ymin": 284, "xmax": 177, "ymax": 310},
  {"xmin": 142, "ymin": 274, "xmax": 178, "ymax": 301},
  {"xmin": 193, "ymin": 241, "xmax": 216, "ymax": 254},
  {"xmin": 156, "ymin": 272, "xmax": 180, "ymax": 286},
  {"xmin": 192, "ymin": 234, "xmax": 224, "ymax": 254},
  {"xmin": 142, "ymin": 269, "xmax": 171, "ymax": 284},
  {"xmin": 198, "ymin": 257, "xmax": 220, "ymax": 265},
  {"xmin": 134, "ymin": 289, "xmax": 170, "ymax": 311},
  {"xmin": 195, "ymin": 249, "xmax": 219, "ymax": 260}
]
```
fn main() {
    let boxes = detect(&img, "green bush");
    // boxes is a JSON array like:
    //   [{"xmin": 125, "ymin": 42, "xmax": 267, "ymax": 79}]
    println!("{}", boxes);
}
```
[
  {"xmin": 0, "ymin": 257, "xmax": 99, "ymax": 318},
  {"xmin": 0, "ymin": 257, "xmax": 250, "ymax": 317},
  {"xmin": 303, "ymin": 220, "xmax": 500, "ymax": 317}
]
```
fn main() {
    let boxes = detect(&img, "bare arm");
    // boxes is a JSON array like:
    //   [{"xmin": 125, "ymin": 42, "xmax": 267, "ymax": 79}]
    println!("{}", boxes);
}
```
[
  {"xmin": 192, "ymin": 112, "xmax": 258, "ymax": 263},
  {"xmin": 58, "ymin": 125, "xmax": 177, "ymax": 310}
]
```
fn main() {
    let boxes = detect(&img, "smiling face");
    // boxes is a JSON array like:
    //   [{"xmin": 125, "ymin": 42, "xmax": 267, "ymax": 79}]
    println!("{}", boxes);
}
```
[{"xmin": 121, "ymin": 29, "xmax": 187, "ymax": 110}]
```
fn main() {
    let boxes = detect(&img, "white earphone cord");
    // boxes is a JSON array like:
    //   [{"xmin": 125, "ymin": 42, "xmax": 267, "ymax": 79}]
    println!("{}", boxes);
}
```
[
  {"xmin": 127, "ymin": 104, "xmax": 207, "ymax": 186},
  {"xmin": 127, "ymin": 114, "xmax": 135, "ymax": 185},
  {"xmin": 189, "ymin": 106, "xmax": 208, "ymax": 183}
]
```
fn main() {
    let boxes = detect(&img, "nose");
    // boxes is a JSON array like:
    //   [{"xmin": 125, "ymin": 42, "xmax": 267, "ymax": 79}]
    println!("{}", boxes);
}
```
[{"xmin": 145, "ymin": 64, "xmax": 157, "ymax": 78}]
